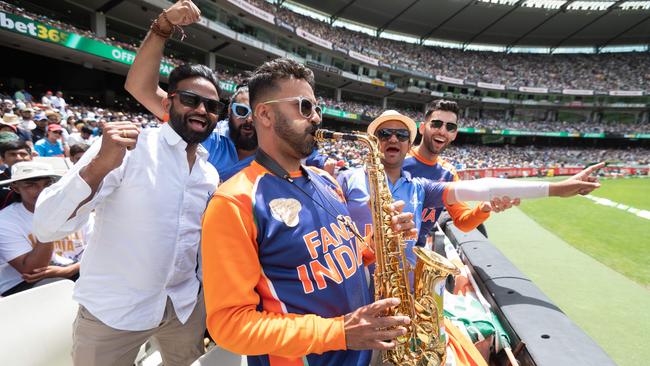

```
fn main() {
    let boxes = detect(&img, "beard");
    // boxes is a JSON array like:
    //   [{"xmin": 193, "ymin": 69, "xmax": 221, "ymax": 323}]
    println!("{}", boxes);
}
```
[
  {"xmin": 168, "ymin": 108, "xmax": 216, "ymax": 144},
  {"xmin": 228, "ymin": 118, "xmax": 258, "ymax": 151},
  {"xmin": 423, "ymin": 135, "xmax": 449, "ymax": 155},
  {"xmin": 273, "ymin": 110, "xmax": 318, "ymax": 158}
]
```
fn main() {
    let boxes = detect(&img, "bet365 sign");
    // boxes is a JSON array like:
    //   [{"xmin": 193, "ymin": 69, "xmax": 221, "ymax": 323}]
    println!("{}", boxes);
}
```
[{"xmin": 0, "ymin": 11, "xmax": 174, "ymax": 76}]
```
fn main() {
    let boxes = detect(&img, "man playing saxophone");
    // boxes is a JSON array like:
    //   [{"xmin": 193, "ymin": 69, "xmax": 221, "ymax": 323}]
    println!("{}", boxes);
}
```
[{"xmin": 202, "ymin": 58, "xmax": 419, "ymax": 366}]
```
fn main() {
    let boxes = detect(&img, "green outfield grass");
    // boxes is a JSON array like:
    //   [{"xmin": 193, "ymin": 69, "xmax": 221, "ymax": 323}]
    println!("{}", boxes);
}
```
[
  {"xmin": 516, "ymin": 177, "xmax": 650, "ymax": 286},
  {"xmin": 592, "ymin": 177, "xmax": 650, "ymax": 210},
  {"xmin": 486, "ymin": 208, "xmax": 650, "ymax": 366}
]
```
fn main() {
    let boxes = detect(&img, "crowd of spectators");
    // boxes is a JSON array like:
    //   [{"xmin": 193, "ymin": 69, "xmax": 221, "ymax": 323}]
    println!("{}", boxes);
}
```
[
  {"xmin": 316, "ymin": 138, "xmax": 649, "ymax": 171},
  {"xmin": 255, "ymin": 0, "xmax": 650, "ymax": 91},
  {"xmin": 319, "ymin": 97, "xmax": 650, "ymax": 134},
  {"xmin": 5, "ymin": 0, "xmax": 650, "ymax": 91},
  {"xmin": 461, "ymin": 118, "xmax": 650, "ymax": 134},
  {"xmin": 444, "ymin": 145, "xmax": 649, "ymax": 169}
]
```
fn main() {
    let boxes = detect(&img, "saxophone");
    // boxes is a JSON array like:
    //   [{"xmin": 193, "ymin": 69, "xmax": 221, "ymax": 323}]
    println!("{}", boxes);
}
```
[{"xmin": 315, "ymin": 129, "xmax": 460, "ymax": 366}]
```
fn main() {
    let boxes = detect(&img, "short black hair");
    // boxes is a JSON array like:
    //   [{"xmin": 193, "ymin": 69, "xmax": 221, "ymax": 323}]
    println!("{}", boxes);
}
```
[
  {"xmin": 425, "ymin": 99, "xmax": 460, "ymax": 119},
  {"xmin": 69, "ymin": 143, "xmax": 90, "ymax": 157},
  {"xmin": 248, "ymin": 58, "xmax": 315, "ymax": 108},
  {"xmin": 168, "ymin": 64, "xmax": 223, "ymax": 97},
  {"xmin": 81, "ymin": 126, "xmax": 93, "ymax": 135},
  {"xmin": 0, "ymin": 139, "xmax": 30, "ymax": 159}
]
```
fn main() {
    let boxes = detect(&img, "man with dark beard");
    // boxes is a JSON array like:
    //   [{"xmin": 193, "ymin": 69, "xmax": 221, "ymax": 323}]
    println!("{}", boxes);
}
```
[
  {"xmin": 34, "ymin": 2, "xmax": 220, "ymax": 365},
  {"xmin": 201, "ymin": 57, "xmax": 418, "ymax": 366},
  {"xmin": 210, "ymin": 86, "xmax": 259, "ymax": 181},
  {"xmin": 403, "ymin": 99, "xmax": 515, "ymax": 246},
  {"xmin": 123, "ymin": 1, "xmax": 238, "ymax": 177}
]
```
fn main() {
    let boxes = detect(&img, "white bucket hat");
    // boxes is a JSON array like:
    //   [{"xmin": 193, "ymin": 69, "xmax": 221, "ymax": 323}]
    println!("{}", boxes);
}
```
[{"xmin": 0, "ymin": 161, "xmax": 62, "ymax": 185}]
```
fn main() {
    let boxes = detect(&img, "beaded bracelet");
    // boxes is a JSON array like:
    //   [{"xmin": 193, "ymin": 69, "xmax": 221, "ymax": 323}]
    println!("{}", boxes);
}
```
[
  {"xmin": 161, "ymin": 9, "xmax": 187, "ymax": 41},
  {"xmin": 150, "ymin": 17, "xmax": 172, "ymax": 39}
]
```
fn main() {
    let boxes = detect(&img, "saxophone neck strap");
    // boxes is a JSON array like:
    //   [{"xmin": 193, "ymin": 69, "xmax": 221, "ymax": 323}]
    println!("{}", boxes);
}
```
[{"xmin": 254, "ymin": 148, "xmax": 310, "ymax": 182}]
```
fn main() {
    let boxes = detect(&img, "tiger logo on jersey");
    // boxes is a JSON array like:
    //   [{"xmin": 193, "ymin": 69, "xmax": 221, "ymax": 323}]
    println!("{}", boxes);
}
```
[{"xmin": 269, "ymin": 198, "xmax": 302, "ymax": 227}]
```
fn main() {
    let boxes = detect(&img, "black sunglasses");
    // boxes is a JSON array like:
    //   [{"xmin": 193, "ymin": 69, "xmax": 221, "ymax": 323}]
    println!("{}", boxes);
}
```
[
  {"xmin": 430, "ymin": 119, "xmax": 458, "ymax": 132},
  {"xmin": 375, "ymin": 128, "xmax": 410, "ymax": 142},
  {"xmin": 169, "ymin": 90, "xmax": 225, "ymax": 115}
]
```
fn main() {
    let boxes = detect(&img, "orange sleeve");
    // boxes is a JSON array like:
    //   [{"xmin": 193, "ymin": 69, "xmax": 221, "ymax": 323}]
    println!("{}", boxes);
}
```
[
  {"xmin": 444, "ymin": 171, "xmax": 489, "ymax": 232},
  {"xmin": 201, "ymin": 193, "xmax": 347, "ymax": 357},
  {"xmin": 445, "ymin": 200, "xmax": 490, "ymax": 232}
]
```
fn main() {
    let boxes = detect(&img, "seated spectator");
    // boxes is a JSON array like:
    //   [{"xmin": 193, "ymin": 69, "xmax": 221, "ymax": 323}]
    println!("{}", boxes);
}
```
[
  {"xmin": 34, "ymin": 124, "xmax": 66, "ymax": 157},
  {"xmin": 1, "ymin": 113, "xmax": 32, "ymax": 144},
  {"xmin": 69, "ymin": 143, "xmax": 90, "ymax": 164},
  {"xmin": 40, "ymin": 91, "xmax": 53, "ymax": 108},
  {"xmin": 0, "ymin": 137, "xmax": 33, "ymax": 210},
  {"xmin": 67, "ymin": 126, "xmax": 95, "ymax": 147},
  {"xmin": 31, "ymin": 112, "xmax": 48, "ymax": 143},
  {"xmin": 0, "ymin": 161, "xmax": 85, "ymax": 297},
  {"xmin": 18, "ymin": 107, "xmax": 36, "ymax": 131}
]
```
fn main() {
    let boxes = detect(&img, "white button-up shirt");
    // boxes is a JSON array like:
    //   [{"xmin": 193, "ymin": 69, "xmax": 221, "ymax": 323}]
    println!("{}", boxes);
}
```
[{"xmin": 34, "ymin": 123, "xmax": 218, "ymax": 331}]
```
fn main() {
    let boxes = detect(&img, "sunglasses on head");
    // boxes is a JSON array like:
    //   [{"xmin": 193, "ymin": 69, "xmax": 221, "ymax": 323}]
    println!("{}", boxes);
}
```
[
  {"xmin": 375, "ymin": 128, "xmax": 410, "ymax": 142},
  {"xmin": 169, "ymin": 90, "xmax": 225, "ymax": 115},
  {"xmin": 231, "ymin": 103, "xmax": 251, "ymax": 119},
  {"xmin": 261, "ymin": 96, "xmax": 322, "ymax": 119},
  {"xmin": 430, "ymin": 119, "xmax": 458, "ymax": 132}
]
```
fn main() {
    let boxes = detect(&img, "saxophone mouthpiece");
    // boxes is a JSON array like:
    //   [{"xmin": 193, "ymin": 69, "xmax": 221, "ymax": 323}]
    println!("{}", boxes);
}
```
[{"xmin": 315, "ymin": 129, "xmax": 358, "ymax": 141}]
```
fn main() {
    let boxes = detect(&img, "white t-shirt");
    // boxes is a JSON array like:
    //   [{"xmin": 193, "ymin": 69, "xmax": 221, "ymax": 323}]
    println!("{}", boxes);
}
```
[
  {"xmin": 0, "ymin": 203, "xmax": 92, "ymax": 293},
  {"xmin": 67, "ymin": 133, "xmax": 95, "ymax": 147}
]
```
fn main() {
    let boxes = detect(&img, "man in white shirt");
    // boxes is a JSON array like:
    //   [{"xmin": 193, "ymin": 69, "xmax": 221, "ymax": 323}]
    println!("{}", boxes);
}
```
[
  {"xmin": 33, "ymin": 3, "xmax": 221, "ymax": 364},
  {"xmin": 0, "ymin": 161, "xmax": 82, "ymax": 296},
  {"xmin": 67, "ymin": 126, "xmax": 95, "ymax": 147},
  {"xmin": 50, "ymin": 91, "xmax": 67, "ymax": 115},
  {"xmin": 41, "ymin": 91, "xmax": 53, "ymax": 107}
]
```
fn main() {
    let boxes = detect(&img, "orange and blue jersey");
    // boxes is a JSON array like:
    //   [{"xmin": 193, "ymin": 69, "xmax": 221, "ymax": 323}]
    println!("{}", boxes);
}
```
[
  {"xmin": 202, "ymin": 161, "xmax": 372, "ymax": 366},
  {"xmin": 403, "ymin": 149, "xmax": 489, "ymax": 245},
  {"xmin": 337, "ymin": 167, "xmax": 449, "ymax": 267}
]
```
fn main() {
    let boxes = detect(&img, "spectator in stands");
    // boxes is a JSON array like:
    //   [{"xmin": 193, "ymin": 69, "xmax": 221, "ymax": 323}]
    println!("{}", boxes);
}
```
[
  {"xmin": 34, "ymin": 124, "xmax": 66, "ymax": 157},
  {"xmin": 213, "ymin": 86, "xmax": 259, "ymax": 181},
  {"xmin": 0, "ymin": 162, "xmax": 74, "ymax": 297},
  {"xmin": 404, "ymin": 100, "xmax": 502, "ymax": 244},
  {"xmin": 0, "ymin": 139, "xmax": 32, "ymax": 209},
  {"xmin": 51, "ymin": 91, "xmax": 67, "ymax": 115},
  {"xmin": 1, "ymin": 113, "xmax": 32, "ymax": 144},
  {"xmin": 69, "ymin": 143, "xmax": 90, "ymax": 164},
  {"xmin": 34, "ymin": 2, "xmax": 218, "ymax": 364},
  {"xmin": 18, "ymin": 106, "xmax": 36, "ymax": 131},
  {"xmin": 124, "ymin": 0, "xmax": 240, "ymax": 177},
  {"xmin": 13, "ymin": 89, "xmax": 32, "ymax": 103},
  {"xmin": 68, "ymin": 126, "xmax": 95, "ymax": 147},
  {"xmin": 2, "ymin": 99, "xmax": 14, "ymax": 114},
  {"xmin": 31, "ymin": 112, "xmax": 48, "ymax": 144},
  {"xmin": 41, "ymin": 91, "xmax": 53, "ymax": 107}
]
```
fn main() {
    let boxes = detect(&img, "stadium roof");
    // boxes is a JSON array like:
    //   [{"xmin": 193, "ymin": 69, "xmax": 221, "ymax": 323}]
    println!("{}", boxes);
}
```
[{"xmin": 286, "ymin": 0, "xmax": 650, "ymax": 49}]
